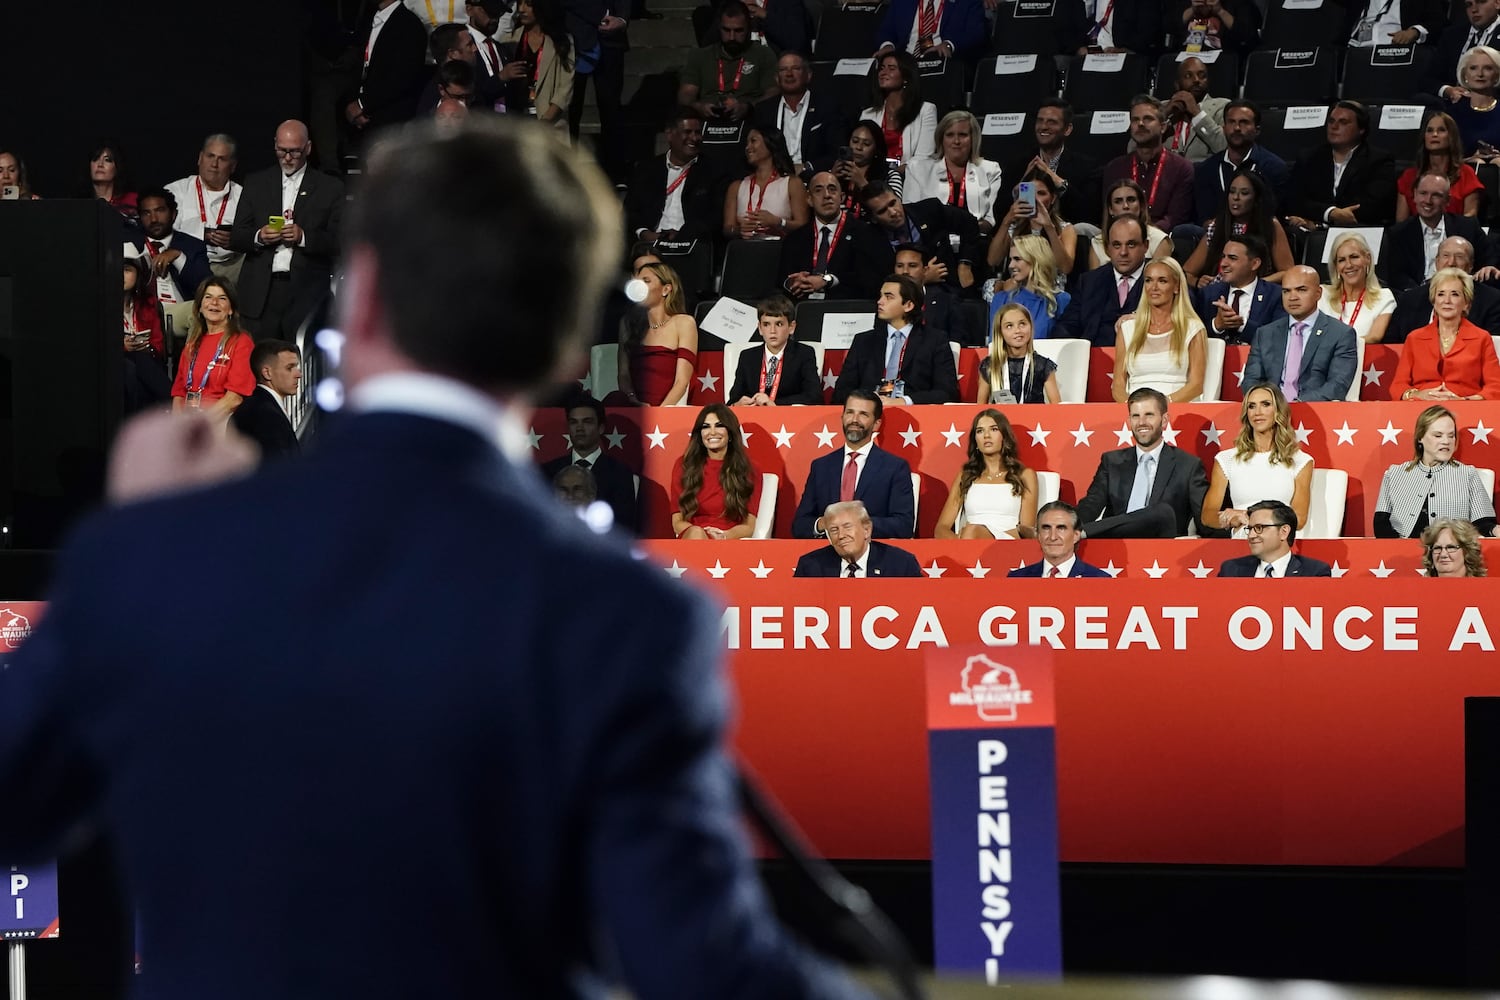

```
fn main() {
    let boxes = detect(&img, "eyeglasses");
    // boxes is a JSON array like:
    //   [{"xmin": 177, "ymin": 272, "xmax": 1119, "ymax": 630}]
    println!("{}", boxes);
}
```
[
  {"xmin": 1245, "ymin": 522, "xmax": 1284, "ymax": 535},
  {"xmin": 274, "ymin": 146, "xmax": 307, "ymax": 159},
  {"xmin": 1431, "ymin": 544, "xmax": 1464, "ymax": 554}
]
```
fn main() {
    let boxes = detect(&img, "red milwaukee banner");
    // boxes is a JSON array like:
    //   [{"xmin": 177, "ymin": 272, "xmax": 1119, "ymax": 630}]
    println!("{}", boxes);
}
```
[{"xmin": 708, "ymin": 579, "xmax": 1500, "ymax": 869}]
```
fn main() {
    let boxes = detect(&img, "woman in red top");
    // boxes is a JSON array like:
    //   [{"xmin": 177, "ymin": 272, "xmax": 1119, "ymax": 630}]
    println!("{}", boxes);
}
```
[
  {"xmin": 1395, "ymin": 112, "xmax": 1483, "ymax": 221},
  {"xmin": 123, "ymin": 257, "xmax": 171, "ymax": 414},
  {"xmin": 1391, "ymin": 267, "xmax": 1500, "ymax": 402},
  {"xmin": 670, "ymin": 404, "xmax": 762, "ymax": 539},
  {"xmin": 616, "ymin": 262, "xmax": 697, "ymax": 405},
  {"xmin": 171, "ymin": 277, "xmax": 257, "ymax": 417},
  {"xmin": 87, "ymin": 140, "xmax": 138, "ymax": 224}
]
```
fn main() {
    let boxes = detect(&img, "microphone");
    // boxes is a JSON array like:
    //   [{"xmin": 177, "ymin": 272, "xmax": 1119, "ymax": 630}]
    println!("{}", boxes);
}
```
[{"xmin": 736, "ymin": 762, "xmax": 926, "ymax": 1000}]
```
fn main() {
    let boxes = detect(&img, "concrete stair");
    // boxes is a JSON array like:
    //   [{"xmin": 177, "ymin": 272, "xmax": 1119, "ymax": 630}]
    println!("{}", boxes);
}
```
[{"xmin": 575, "ymin": 0, "xmax": 699, "ymax": 164}]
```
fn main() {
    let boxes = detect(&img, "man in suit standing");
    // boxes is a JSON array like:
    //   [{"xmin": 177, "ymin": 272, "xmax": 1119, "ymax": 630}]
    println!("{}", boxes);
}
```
[
  {"xmin": 1242, "ymin": 265, "xmax": 1358, "ymax": 401},
  {"xmin": 755, "ymin": 53, "xmax": 845, "ymax": 177},
  {"xmin": 625, "ymin": 110, "xmax": 719, "ymax": 243},
  {"xmin": 231, "ymin": 120, "xmax": 346, "ymax": 342},
  {"xmin": 1194, "ymin": 100, "xmax": 1290, "ymax": 224},
  {"xmin": 793, "ymin": 389, "xmax": 915, "ymax": 537},
  {"xmin": 1421, "ymin": 0, "xmax": 1500, "ymax": 102},
  {"xmin": 1218, "ymin": 500, "xmax": 1333, "ymax": 577},
  {"xmin": 1381, "ymin": 173, "xmax": 1495, "ymax": 294},
  {"xmin": 130, "ymin": 188, "xmax": 213, "ymax": 306},
  {"xmin": 540, "ymin": 394, "xmax": 639, "ymax": 531},
  {"xmin": 780, "ymin": 171, "xmax": 890, "ymax": 301},
  {"xmin": 1388, "ymin": 236, "xmax": 1500, "ymax": 343},
  {"xmin": 230, "ymin": 339, "xmax": 302, "ymax": 460},
  {"xmin": 793, "ymin": 501, "xmax": 922, "ymax": 577},
  {"xmin": 832, "ymin": 274, "xmax": 959, "ymax": 405},
  {"xmin": 1059, "ymin": 216, "xmax": 1148, "ymax": 346},
  {"xmin": 0, "ymin": 120, "xmax": 876, "ymax": 1000},
  {"xmin": 1076, "ymin": 388, "xmax": 1211, "ymax": 539},
  {"xmin": 344, "ymin": 0, "xmax": 429, "ymax": 136},
  {"xmin": 1286, "ymin": 100, "xmax": 1396, "ymax": 230},
  {"xmin": 565, "ymin": 0, "xmax": 630, "ymax": 182},
  {"xmin": 728, "ymin": 295, "xmax": 824, "ymax": 405},
  {"xmin": 1195, "ymin": 234, "xmax": 1286, "ymax": 345},
  {"xmin": 1007, "ymin": 501, "xmax": 1113, "ymax": 578}
]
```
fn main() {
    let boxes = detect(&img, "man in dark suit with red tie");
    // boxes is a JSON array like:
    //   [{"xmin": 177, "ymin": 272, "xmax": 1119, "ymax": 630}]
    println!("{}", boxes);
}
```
[
  {"xmin": 792, "ymin": 390, "xmax": 915, "ymax": 538},
  {"xmin": 1218, "ymin": 500, "xmax": 1333, "ymax": 577},
  {"xmin": 794, "ymin": 501, "xmax": 923, "ymax": 577},
  {"xmin": 780, "ymin": 172, "xmax": 891, "ymax": 301},
  {"xmin": 831, "ymin": 274, "xmax": 959, "ymax": 405},
  {"xmin": 1008, "ymin": 502, "xmax": 1113, "ymax": 578}
]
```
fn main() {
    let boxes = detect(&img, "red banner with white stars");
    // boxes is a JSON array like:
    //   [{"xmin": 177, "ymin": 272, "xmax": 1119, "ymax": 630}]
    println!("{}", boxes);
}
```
[{"xmin": 531, "ymin": 401, "xmax": 1500, "ymax": 537}]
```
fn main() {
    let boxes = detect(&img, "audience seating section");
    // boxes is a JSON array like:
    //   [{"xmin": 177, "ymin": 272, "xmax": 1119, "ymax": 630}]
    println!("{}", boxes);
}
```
[
  {"xmin": 1242, "ymin": 48, "xmax": 1339, "ymax": 108},
  {"xmin": 1152, "ymin": 51, "xmax": 1241, "ymax": 103},
  {"xmin": 1062, "ymin": 54, "xmax": 1150, "ymax": 113},
  {"xmin": 971, "ymin": 57, "xmax": 1056, "ymax": 116},
  {"xmin": 1341, "ymin": 46, "xmax": 1433, "ymax": 103},
  {"xmin": 720, "ymin": 240, "xmax": 786, "ymax": 302},
  {"xmin": 1260, "ymin": 0, "xmax": 1345, "ymax": 50},
  {"xmin": 989, "ymin": 0, "xmax": 1077, "ymax": 55}
]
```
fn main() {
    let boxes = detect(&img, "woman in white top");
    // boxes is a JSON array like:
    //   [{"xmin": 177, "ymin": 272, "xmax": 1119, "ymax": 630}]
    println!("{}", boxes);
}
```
[
  {"xmin": 1086, "ymin": 179, "xmax": 1173, "ymax": 269},
  {"xmin": 859, "ymin": 50, "xmax": 937, "ymax": 169},
  {"xmin": 1318, "ymin": 231, "xmax": 1395, "ymax": 343},
  {"xmin": 902, "ymin": 110, "xmax": 1004, "ymax": 232},
  {"xmin": 1201, "ymin": 383, "xmax": 1314, "ymax": 535},
  {"xmin": 935, "ymin": 408, "xmax": 1038, "ymax": 539},
  {"xmin": 1111, "ymin": 257, "xmax": 1206, "ymax": 403},
  {"xmin": 723, "ymin": 127, "xmax": 807, "ymax": 241}
]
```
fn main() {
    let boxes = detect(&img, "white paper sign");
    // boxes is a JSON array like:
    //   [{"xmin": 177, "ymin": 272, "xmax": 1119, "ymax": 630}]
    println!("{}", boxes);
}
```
[
  {"xmin": 1285, "ymin": 105, "xmax": 1329, "ymax": 130},
  {"xmin": 1324, "ymin": 227, "xmax": 1384, "ymax": 266},
  {"xmin": 983, "ymin": 113, "xmax": 1026, "ymax": 136},
  {"xmin": 1091, "ymin": 111, "xmax": 1131, "ymax": 134},
  {"xmin": 1282, "ymin": 0, "xmax": 1323, "ymax": 8},
  {"xmin": 1082, "ymin": 52, "xmax": 1127, "ymax": 72},
  {"xmin": 835, "ymin": 57, "xmax": 875, "ymax": 76},
  {"xmin": 1380, "ymin": 104, "xmax": 1425, "ymax": 130},
  {"xmin": 700, "ymin": 296, "xmax": 760, "ymax": 344},
  {"xmin": 819, "ymin": 312, "xmax": 874, "ymax": 349},
  {"xmin": 1176, "ymin": 49, "xmax": 1221, "ymax": 63},
  {"xmin": 994, "ymin": 54, "xmax": 1038, "ymax": 74}
]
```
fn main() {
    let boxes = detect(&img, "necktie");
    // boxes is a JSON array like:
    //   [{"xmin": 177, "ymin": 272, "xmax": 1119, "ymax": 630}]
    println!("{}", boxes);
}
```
[
  {"xmin": 846, "ymin": 560, "xmax": 860, "ymax": 578},
  {"xmin": 762, "ymin": 354, "xmax": 779, "ymax": 393},
  {"xmin": 486, "ymin": 38, "xmax": 500, "ymax": 75},
  {"xmin": 573, "ymin": 458, "xmax": 590, "ymax": 469},
  {"xmin": 885, "ymin": 329, "xmax": 906, "ymax": 380},
  {"xmin": 1117, "ymin": 274, "xmax": 1131, "ymax": 307},
  {"xmin": 1282, "ymin": 321, "xmax": 1306, "ymax": 401},
  {"xmin": 1046, "ymin": 565, "xmax": 1061, "ymax": 578},
  {"xmin": 1230, "ymin": 288, "xmax": 1243, "ymax": 316},
  {"xmin": 840, "ymin": 453, "xmax": 858, "ymax": 502},
  {"xmin": 149, "ymin": 240, "xmax": 163, "ymax": 255},
  {"xmin": 916, "ymin": 0, "xmax": 938, "ymax": 49},
  {"xmin": 1127, "ymin": 453, "xmax": 1156, "ymax": 512},
  {"xmin": 816, "ymin": 225, "xmax": 833, "ymax": 269},
  {"xmin": 1261, "ymin": 564, "xmax": 1276, "ymax": 578}
]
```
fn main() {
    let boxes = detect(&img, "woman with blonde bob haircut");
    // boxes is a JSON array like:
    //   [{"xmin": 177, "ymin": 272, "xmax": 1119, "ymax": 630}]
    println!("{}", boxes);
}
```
[
  {"xmin": 1318, "ymin": 231, "xmax": 1395, "ymax": 343},
  {"xmin": 902, "ymin": 109, "xmax": 1004, "ymax": 231},
  {"xmin": 1422, "ymin": 518, "xmax": 1488, "ymax": 577},
  {"xmin": 984, "ymin": 234, "xmax": 1070, "ymax": 340},
  {"xmin": 1111, "ymin": 256, "xmax": 1205, "ymax": 403}
]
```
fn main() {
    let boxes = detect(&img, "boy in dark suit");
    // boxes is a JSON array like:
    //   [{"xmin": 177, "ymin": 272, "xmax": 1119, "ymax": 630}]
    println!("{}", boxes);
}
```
[
  {"xmin": 230, "ymin": 339, "xmax": 302, "ymax": 460},
  {"xmin": 1008, "ymin": 501, "xmax": 1113, "ymax": 578},
  {"xmin": 1218, "ymin": 500, "xmax": 1333, "ymax": 577},
  {"xmin": 793, "ymin": 500, "xmax": 922, "ymax": 577},
  {"xmin": 728, "ymin": 295, "xmax": 823, "ymax": 405}
]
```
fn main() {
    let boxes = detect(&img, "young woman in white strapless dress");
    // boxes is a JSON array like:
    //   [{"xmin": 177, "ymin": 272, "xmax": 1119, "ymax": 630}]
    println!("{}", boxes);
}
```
[{"xmin": 935, "ymin": 408, "xmax": 1038, "ymax": 539}]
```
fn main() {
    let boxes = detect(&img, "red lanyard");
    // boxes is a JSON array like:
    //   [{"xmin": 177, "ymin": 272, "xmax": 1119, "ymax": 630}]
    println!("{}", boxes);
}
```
[
  {"xmin": 195, "ymin": 178, "xmax": 229, "ymax": 228},
  {"xmin": 882, "ymin": 107, "xmax": 904, "ymax": 159},
  {"xmin": 760, "ymin": 350, "xmax": 786, "ymax": 399},
  {"xmin": 813, "ymin": 212, "xmax": 849, "ymax": 269},
  {"xmin": 522, "ymin": 33, "xmax": 544, "ymax": 87},
  {"xmin": 665, "ymin": 158, "xmax": 694, "ymax": 195},
  {"xmin": 1171, "ymin": 120, "xmax": 1190, "ymax": 153},
  {"xmin": 1088, "ymin": 0, "xmax": 1115, "ymax": 38},
  {"xmin": 1131, "ymin": 155, "xmax": 1165, "ymax": 215},
  {"xmin": 946, "ymin": 166, "xmax": 966, "ymax": 207},
  {"xmin": 717, "ymin": 57, "xmax": 745, "ymax": 94},
  {"xmin": 747, "ymin": 172, "xmax": 778, "ymax": 215},
  {"xmin": 1342, "ymin": 288, "xmax": 1365, "ymax": 328}
]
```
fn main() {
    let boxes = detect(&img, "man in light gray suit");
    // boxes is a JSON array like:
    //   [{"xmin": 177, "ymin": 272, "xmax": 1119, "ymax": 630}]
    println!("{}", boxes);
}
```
[{"xmin": 1241, "ymin": 265, "xmax": 1358, "ymax": 402}]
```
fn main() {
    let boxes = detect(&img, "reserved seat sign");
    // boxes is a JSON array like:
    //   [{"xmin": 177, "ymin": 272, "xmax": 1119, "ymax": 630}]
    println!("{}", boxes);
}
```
[{"xmin": 926, "ymin": 645, "xmax": 1059, "ymax": 982}]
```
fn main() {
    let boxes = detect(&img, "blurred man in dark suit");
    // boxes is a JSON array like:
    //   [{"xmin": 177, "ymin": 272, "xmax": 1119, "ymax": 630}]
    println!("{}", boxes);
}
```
[
  {"xmin": 540, "ymin": 394, "xmax": 639, "ymax": 530},
  {"xmin": 0, "ymin": 118, "xmax": 876, "ymax": 1000}
]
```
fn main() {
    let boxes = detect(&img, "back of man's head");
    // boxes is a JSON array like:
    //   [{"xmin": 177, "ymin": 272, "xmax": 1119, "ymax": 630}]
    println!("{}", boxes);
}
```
[{"xmin": 347, "ymin": 119, "xmax": 620, "ymax": 393}]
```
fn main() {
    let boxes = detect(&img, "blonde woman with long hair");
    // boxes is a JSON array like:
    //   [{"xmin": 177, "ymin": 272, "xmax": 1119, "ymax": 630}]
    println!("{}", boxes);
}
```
[
  {"xmin": 1318, "ymin": 231, "xmax": 1395, "ymax": 343},
  {"xmin": 976, "ymin": 303, "xmax": 1060, "ymax": 404},
  {"xmin": 615, "ymin": 262, "xmax": 697, "ymax": 406},
  {"xmin": 983, "ymin": 234, "xmax": 1070, "ymax": 341},
  {"xmin": 1201, "ymin": 383, "xmax": 1313, "ymax": 535},
  {"xmin": 1110, "ymin": 256, "xmax": 1205, "ymax": 403}
]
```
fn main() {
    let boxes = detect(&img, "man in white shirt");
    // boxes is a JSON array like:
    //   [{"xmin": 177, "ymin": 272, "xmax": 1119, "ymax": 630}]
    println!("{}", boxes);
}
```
[
  {"xmin": 1384, "ymin": 172, "xmax": 1495, "ymax": 292},
  {"xmin": 166, "ymin": 134, "xmax": 244, "ymax": 283},
  {"xmin": 624, "ymin": 112, "xmax": 716, "ymax": 242},
  {"xmin": 1218, "ymin": 501, "xmax": 1333, "ymax": 576}
]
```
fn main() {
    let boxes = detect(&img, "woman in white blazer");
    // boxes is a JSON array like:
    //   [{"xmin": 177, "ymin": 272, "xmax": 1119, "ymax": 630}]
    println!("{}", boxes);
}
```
[
  {"xmin": 858, "ymin": 50, "xmax": 937, "ymax": 171},
  {"xmin": 900, "ymin": 110, "xmax": 1005, "ymax": 232}
]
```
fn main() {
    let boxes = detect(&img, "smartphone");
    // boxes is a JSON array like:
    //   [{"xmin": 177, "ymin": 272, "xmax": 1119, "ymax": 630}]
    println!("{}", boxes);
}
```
[
  {"xmin": 1017, "ymin": 182, "xmax": 1036, "ymax": 212},
  {"xmin": 836, "ymin": 145, "xmax": 852, "ymax": 162},
  {"xmin": 268, "ymin": 215, "xmax": 286, "ymax": 231},
  {"xmin": 0, "ymin": 186, "xmax": 17, "ymax": 201}
]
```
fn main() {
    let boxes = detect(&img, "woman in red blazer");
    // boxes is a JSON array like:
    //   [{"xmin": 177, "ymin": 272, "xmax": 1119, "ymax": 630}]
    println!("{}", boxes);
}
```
[{"xmin": 1391, "ymin": 267, "xmax": 1500, "ymax": 401}]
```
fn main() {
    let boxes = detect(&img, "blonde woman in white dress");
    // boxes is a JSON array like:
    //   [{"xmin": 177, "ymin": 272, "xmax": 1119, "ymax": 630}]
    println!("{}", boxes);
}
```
[
  {"xmin": 1110, "ymin": 256, "xmax": 1206, "ymax": 403},
  {"xmin": 1201, "ymin": 383, "xmax": 1314, "ymax": 536}
]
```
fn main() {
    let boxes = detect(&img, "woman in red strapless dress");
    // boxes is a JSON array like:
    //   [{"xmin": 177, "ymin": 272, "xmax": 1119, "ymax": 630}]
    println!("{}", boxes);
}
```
[
  {"xmin": 670, "ymin": 404, "xmax": 763, "ymax": 540},
  {"xmin": 617, "ymin": 262, "xmax": 697, "ymax": 406}
]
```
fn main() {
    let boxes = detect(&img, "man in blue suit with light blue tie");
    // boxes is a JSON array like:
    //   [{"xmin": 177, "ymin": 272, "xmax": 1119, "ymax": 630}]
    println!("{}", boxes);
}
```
[
  {"xmin": 1008, "ymin": 501, "xmax": 1113, "ymax": 578},
  {"xmin": 0, "ymin": 121, "xmax": 875, "ymax": 1000},
  {"xmin": 1241, "ymin": 265, "xmax": 1358, "ymax": 402},
  {"xmin": 1194, "ymin": 234, "xmax": 1285, "ymax": 345},
  {"xmin": 794, "ymin": 389, "xmax": 916, "ymax": 538}
]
